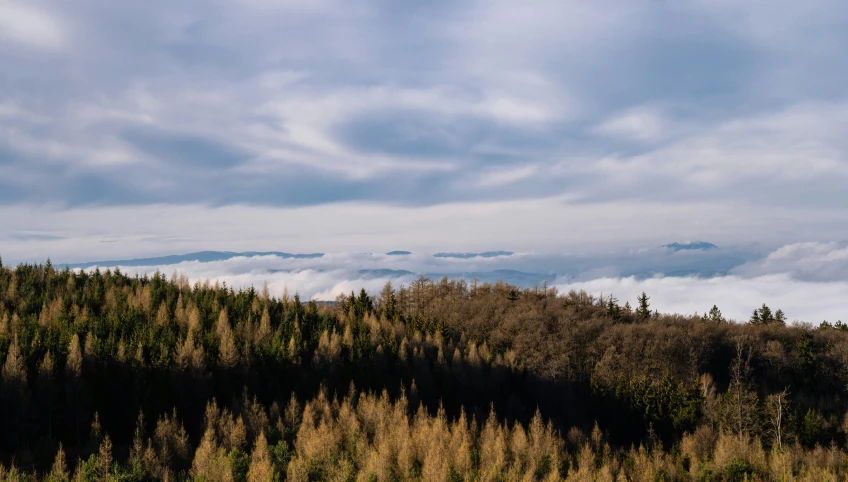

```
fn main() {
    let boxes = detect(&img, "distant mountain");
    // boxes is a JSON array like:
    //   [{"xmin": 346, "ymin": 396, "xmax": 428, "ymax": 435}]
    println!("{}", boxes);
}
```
[
  {"xmin": 433, "ymin": 251, "xmax": 514, "ymax": 259},
  {"xmin": 386, "ymin": 251, "xmax": 412, "ymax": 256},
  {"xmin": 63, "ymin": 251, "xmax": 324, "ymax": 269},
  {"xmin": 662, "ymin": 241, "xmax": 718, "ymax": 252},
  {"xmin": 358, "ymin": 269, "xmax": 415, "ymax": 278}
]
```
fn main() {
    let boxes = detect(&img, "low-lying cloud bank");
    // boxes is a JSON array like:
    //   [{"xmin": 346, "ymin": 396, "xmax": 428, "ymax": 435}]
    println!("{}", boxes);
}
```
[
  {"xmin": 553, "ymin": 275, "xmax": 847, "ymax": 325},
  {"xmin": 64, "ymin": 242, "xmax": 848, "ymax": 324}
]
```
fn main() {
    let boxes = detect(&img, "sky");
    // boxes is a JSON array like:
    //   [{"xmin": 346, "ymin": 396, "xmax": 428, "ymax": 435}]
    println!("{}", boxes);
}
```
[{"xmin": 1, "ymin": 0, "xmax": 847, "ymax": 321}]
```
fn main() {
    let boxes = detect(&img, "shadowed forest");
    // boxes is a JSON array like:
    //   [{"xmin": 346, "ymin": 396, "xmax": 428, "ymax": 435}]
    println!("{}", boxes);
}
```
[{"xmin": 1, "ymin": 260, "xmax": 848, "ymax": 481}]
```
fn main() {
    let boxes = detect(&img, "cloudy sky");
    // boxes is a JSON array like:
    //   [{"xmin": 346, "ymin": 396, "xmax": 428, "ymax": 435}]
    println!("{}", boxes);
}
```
[{"xmin": 1, "ymin": 0, "xmax": 847, "ymax": 321}]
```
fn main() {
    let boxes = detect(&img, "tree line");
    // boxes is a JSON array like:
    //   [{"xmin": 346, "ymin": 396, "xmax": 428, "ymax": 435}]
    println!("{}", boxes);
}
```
[{"xmin": 0, "ymin": 259, "xmax": 847, "ymax": 480}]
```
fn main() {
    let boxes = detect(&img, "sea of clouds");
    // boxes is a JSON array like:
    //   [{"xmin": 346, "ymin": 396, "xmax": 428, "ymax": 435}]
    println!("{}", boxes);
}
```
[{"xmin": 68, "ymin": 242, "xmax": 848, "ymax": 324}]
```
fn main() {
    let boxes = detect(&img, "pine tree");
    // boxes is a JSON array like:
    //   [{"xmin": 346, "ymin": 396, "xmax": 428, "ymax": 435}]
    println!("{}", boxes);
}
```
[
  {"xmin": 256, "ymin": 307, "xmax": 272, "ymax": 346},
  {"xmin": 155, "ymin": 303, "xmax": 171, "ymax": 327},
  {"xmin": 708, "ymin": 305, "xmax": 723, "ymax": 323},
  {"xmin": 759, "ymin": 304, "xmax": 774, "ymax": 324},
  {"xmin": 606, "ymin": 295, "xmax": 620, "ymax": 319},
  {"xmin": 95, "ymin": 434, "xmax": 113, "ymax": 480},
  {"xmin": 379, "ymin": 282, "xmax": 398, "ymax": 321},
  {"xmin": 47, "ymin": 443, "xmax": 69, "ymax": 482},
  {"xmin": 635, "ymin": 292, "xmax": 651, "ymax": 319},
  {"xmin": 65, "ymin": 334, "xmax": 84, "ymax": 444},
  {"xmin": 2, "ymin": 335, "xmax": 26, "ymax": 386},
  {"xmin": 191, "ymin": 427, "xmax": 234, "ymax": 481},
  {"xmin": 1, "ymin": 335, "xmax": 27, "ymax": 446},
  {"xmin": 247, "ymin": 432, "xmax": 274, "ymax": 482},
  {"xmin": 37, "ymin": 350, "xmax": 56, "ymax": 438},
  {"xmin": 219, "ymin": 327, "xmax": 239, "ymax": 369}
]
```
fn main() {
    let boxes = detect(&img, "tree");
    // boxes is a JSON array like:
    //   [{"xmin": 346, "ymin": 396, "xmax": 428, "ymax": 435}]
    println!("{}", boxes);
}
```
[
  {"xmin": 606, "ymin": 296, "xmax": 621, "ymax": 320},
  {"xmin": 1, "ymin": 335, "xmax": 26, "ymax": 386},
  {"xmin": 47, "ymin": 443, "xmax": 69, "ymax": 482},
  {"xmin": 379, "ymin": 282, "xmax": 399, "ymax": 320},
  {"xmin": 37, "ymin": 351, "xmax": 56, "ymax": 438},
  {"xmin": 635, "ymin": 292, "xmax": 651, "ymax": 319},
  {"xmin": 219, "ymin": 327, "xmax": 239, "ymax": 369},
  {"xmin": 800, "ymin": 408, "xmax": 822, "ymax": 447},
  {"xmin": 95, "ymin": 434, "xmax": 113, "ymax": 480},
  {"xmin": 1, "ymin": 335, "xmax": 28, "ymax": 447},
  {"xmin": 191, "ymin": 428, "xmax": 233, "ymax": 481},
  {"xmin": 65, "ymin": 334, "xmax": 85, "ymax": 444},
  {"xmin": 765, "ymin": 387, "xmax": 790, "ymax": 450},
  {"xmin": 759, "ymin": 304, "xmax": 774, "ymax": 324},
  {"xmin": 708, "ymin": 305, "xmax": 724, "ymax": 323},
  {"xmin": 247, "ymin": 432, "xmax": 274, "ymax": 482},
  {"xmin": 256, "ymin": 307, "xmax": 272, "ymax": 346},
  {"xmin": 774, "ymin": 309, "xmax": 786, "ymax": 325},
  {"xmin": 720, "ymin": 340, "xmax": 759, "ymax": 437}
]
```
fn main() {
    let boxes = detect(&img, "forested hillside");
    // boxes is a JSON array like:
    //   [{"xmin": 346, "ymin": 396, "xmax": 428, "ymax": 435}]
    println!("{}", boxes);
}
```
[{"xmin": 1, "ymin": 260, "xmax": 847, "ymax": 481}]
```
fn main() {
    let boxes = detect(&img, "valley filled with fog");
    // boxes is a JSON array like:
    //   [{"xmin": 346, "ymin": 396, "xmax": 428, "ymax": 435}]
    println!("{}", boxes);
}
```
[{"xmin": 59, "ymin": 241, "xmax": 848, "ymax": 323}]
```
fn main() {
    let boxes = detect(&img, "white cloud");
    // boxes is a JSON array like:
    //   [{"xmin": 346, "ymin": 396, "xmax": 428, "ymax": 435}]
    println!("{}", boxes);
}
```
[
  {"xmin": 67, "ymin": 253, "xmax": 848, "ymax": 323},
  {"xmin": 555, "ymin": 274, "xmax": 848, "ymax": 324},
  {"xmin": 594, "ymin": 107, "xmax": 667, "ymax": 142},
  {"xmin": 0, "ymin": 3, "xmax": 64, "ymax": 50},
  {"xmin": 473, "ymin": 165, "xmax": 538, "ymax": 187},
  {"xmin": 594, "ymin": 102, "xmax": 848, "ymax": 186},
  {"xmin": 733, "ymin": 241, "xmax": 848, "ymax": 281}
]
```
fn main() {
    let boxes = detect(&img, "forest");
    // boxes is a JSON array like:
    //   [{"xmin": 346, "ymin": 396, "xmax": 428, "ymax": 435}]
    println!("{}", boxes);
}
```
[{"xmin": 1, "ymin": 259, "xmax": 848, "ymax": 481}]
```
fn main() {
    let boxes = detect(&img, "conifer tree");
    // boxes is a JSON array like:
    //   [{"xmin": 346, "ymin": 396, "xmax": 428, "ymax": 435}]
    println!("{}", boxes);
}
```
[
  {"xmin": 256, "ymin": 306, "xmax": 272, "ymax": 346},
  {"xmin": 155, "ymin": 303, "xmax": 171, "ymax": 327},
  {"xmin": 65, "ymin": 334, "xmax": 85, "ymax": 444},
  {"xmin": 708, "ymin": 305, "xmax": 723, "ymax": 323},
  {"xmin": 215, "ymin": 308, "xmax": 230, "ymax": 339},
  {"xmin": 191, "ymin": 427, "xmax": 234, "ymax": 482},
  {"xmin": 636, "ymin": 292, "xmax": 651, "ymax": 319},
  {"xmin": 1, "ymin": 335, "xmax": 27, "ymax": 447},
  {"xmin": 247, "ymin": 432, "xmax": 273, "ymax": 482},
  {"xmin": 37, "ymin": 350, "xmax": 56, "ymax": 437},
  {"xmin": 759, "ymin": 304, "xmax": 774, "ymax": 324},
  {"xmin": 95, "ymin": 434, "xmax": 113, "ymax": 480},
  {"xmin": 219, "ymin": 327, "xmax": 239, "ymax": 369},
  {"xmin": 2, "ymin": 335, "xmax": 26, "ymax": 386},
  {"xmin": 47, "ymin": 443, "xmax": 69, "ymax": 482}
]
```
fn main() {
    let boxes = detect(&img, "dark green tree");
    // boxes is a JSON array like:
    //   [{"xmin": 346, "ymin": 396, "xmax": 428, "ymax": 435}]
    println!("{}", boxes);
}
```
[
  {"xmin": 635, "ymin": 292, "xmax": 651, "ymax": 319},
  {"xmin": 759, "ymin": 304, "xmax": 774, "ymax": 324},
  {"xmin": 708, "ymin": 305, "xmax": 724, "ymax": 323}
]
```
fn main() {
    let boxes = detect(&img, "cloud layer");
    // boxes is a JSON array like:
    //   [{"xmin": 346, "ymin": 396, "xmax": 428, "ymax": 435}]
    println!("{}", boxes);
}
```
[
  {"xmin": 1, "ymin": 0, "xmax": 847, "ymax": 214},
  {"xmin": 57, "ymin": 242, "xmax": 848, "ymax": 323}
]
